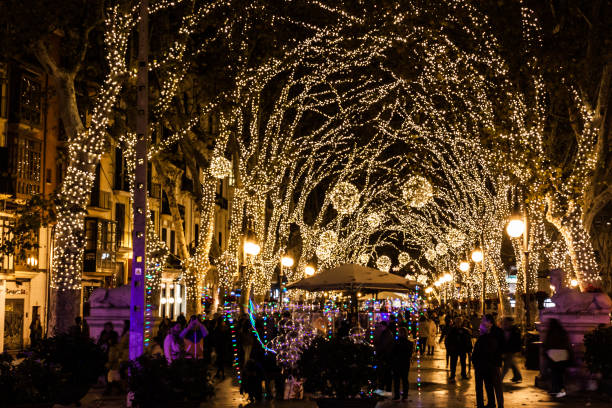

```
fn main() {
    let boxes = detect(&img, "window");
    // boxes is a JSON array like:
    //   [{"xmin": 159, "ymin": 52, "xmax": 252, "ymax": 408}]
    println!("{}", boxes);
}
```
[
  {"xmin": 194, "ymin": 224, "xmax": 199, "ymax": 247},
  {"xmin": 19, "ymin": 76, "xmax": 41, "ymax": 126},
  {"xmin": 161, "ymin": 227, "xmax": 167, "ymax": 244},
  {"xmin": 114, "ymin": 147, "xmax": 129, "ymax": 191},
  {"xmin": 170, "ymin": 230, "xmax": 176, "ymax": 254},
  {"xmin": 115, "ymin": 203, "xmax": 125, "ymax": 247},
  {"xmin": 0, "ymin": 65, "xmax": 7, "ymax": 119},
  {"xmin": 218, "ymin": 232, "xmax": 222, "ymax": 247},
  {"xmin": 13, "ymin": 137, "xmax": 41, "ymax": 194}
]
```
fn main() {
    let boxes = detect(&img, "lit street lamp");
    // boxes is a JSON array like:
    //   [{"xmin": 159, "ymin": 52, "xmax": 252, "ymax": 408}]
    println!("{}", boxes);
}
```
[
  {"xmin": 471, "ymin": 248, "xmax": 485, "ymax": 315},
  {"xmin": 505, "ymin": 214, "xmax": 532, "ymax": 330},
  {"xmin": 305, "ymin": 265, "xmax": 315, "ymax": 276},
  {"xmin": 279, "ymin": 255, "xmax": 294, "ymax": 306},
  {"xmin": 459, "ymin": 261, "xmax": 470, "ymax": 272}
]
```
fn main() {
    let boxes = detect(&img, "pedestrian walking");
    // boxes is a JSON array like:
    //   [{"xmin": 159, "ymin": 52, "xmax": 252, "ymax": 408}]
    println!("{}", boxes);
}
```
[
  {"xmin": 501, "ymin": 317, "xmax": 522, "ymax": 383},
  {"xmin": 446, "ymin": 317, "xmax": 472, "ymax": 381},
  {"xmin": 163, "ymin": 323, "xmax": 184, "ymax": 363},
  {"xmin": 424, "ymin": 317, "xmax": 437, "ymax": 355},
  {"xmin": 374, "ymin": 321, "xmax": 394, "ymax": 392},
  {"xmin": 543, "ymin": 318, "xmax": 572, "ymax": 398},
  {"xmin": 391, "ymin": 326, "xmax": 414, "ymax": 401},
  {"xmin": 473, "ymin": 318, "xmax": 503, "ymax": 408},
  {"xmin": 181, "ymin": 315, "xmax": 209, "ymax": 359},
  {"xmin": 418, "ymin": 316, "xmax": 429, "ymax": 357},
  {"xmin": 29, "ymin": 313, "xmax": 43, "ymax": 347}
]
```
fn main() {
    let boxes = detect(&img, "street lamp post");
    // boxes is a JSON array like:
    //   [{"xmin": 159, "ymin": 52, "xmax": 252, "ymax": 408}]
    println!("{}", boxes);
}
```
[
  {"xmin": 242, "ymin": 230, "xmax": 260, "ymax": 311},
  {"xmin": 471, "ymin": 248, "xmax": 484, "ymax": 315},
  {"xmin": 506, "ymin": 214, "xmax": 531, "ymax": 329},
  {"xmin": 280, "ymin": 255, "xmax": 294, "ymax": 306}
]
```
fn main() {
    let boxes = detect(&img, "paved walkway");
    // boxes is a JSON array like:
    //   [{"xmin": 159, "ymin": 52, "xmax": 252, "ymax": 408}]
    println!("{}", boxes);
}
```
[{"xmin": 60, "ymin": 347, "xmax": 611, "ymax": 408}]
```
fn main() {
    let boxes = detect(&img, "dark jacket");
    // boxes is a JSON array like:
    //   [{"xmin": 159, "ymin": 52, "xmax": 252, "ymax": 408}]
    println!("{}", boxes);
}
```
[
  {"xmin": 392, "ymin": 337, "xmax": 414, "ymax": 368},
  {"xmin": 502, "ymin": 325, "xmax": 522, "ymax": 354},
  {"xmin": 472, "ymin": 332, "xmax": 501, "ymax": 370},
  {"xmin": 490, "ymin": 325, "xmax": 505, "ymax": 358},
  {"xmin": 445, "ymin": 326, "xmax": 472, "ymax": 354}
]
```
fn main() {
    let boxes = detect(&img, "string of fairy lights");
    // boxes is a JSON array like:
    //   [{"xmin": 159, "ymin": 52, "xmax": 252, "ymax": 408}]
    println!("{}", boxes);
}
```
[{"xmin": 48, "ymin": 0, "xmax": 605, "ymax": 317}]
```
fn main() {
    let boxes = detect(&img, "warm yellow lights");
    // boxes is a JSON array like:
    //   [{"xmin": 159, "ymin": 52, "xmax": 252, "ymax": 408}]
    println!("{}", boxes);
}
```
[
  {"xmin": 305, "ymin": 265, "xmax": 315, "ymax": 276},
  {"xmin": 570, "ymin": 279, "xmax": 578, "ymax": 288},
  {"xmin": 244, "ymin": 241, "xmax": 261, "ymax": 257},
  {"xmin": 459, "ymin": 261, "xmax": 470, "ymax": 272},
  {"xmin": 506, "ymin": 218, "xmax": 526, "ymax": 238},
  {"xmin": 281, "ymin": 256, "xmax": 294, "ymax": 268},
  {"xmin": 425, "ymin": 287, "xmax": 433, "ymax": 294},
  {"xmin": 443, "ymin": 273, "xmax": 452, "ymax": 282},
  {"xmin": 471, "ymin": 249, "xmax": 484, "ymax": 263}
]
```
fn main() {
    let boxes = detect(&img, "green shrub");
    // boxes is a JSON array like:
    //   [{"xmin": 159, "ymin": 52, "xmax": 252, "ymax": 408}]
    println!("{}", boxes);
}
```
[{"xmin": 584, "ymin": 326, "xmax": 612, "ymax": 379}]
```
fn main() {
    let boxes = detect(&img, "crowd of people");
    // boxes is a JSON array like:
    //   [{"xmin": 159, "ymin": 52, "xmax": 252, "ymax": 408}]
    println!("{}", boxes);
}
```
[{"xmin": 59, "ymin": 304, "xmax": 574, "ymax": 406}]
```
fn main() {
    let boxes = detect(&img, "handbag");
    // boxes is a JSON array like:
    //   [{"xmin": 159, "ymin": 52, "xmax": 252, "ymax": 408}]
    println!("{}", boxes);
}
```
[{"xmin": 546, "ymin": 349, "xmax": 569, "ymax": 362}]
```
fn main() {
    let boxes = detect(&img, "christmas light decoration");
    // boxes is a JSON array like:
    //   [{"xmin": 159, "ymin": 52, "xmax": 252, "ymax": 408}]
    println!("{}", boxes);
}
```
[
  {"xmin": 398, "ymin": 252, "xmax": 411, "ymax": 267},
  {"xmin": 210, "ymin": 156, "xmax": 232, "ymax": 179},
  {"xmin": 402, "ymin": 176, "xmax": 433, "ymax": 208},
  {"xmin": 376, "ymin": 255, "xmax": 391, "ymax": 273},
  {"xmin": 330, "ymin": 182, "xmax": 360, "ymax": 215}
]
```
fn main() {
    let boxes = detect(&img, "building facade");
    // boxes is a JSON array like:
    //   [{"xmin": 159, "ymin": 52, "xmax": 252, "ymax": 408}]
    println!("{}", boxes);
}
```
[{"xmin": 0, "ymin": 57, "xmax": 232, "ymax": 351}]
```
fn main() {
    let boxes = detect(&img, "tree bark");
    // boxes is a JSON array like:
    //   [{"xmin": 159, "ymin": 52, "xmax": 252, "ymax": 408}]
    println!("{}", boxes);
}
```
[{"xmin": 546, "ymin": 196, "xmax": 601, "ymax": 289}]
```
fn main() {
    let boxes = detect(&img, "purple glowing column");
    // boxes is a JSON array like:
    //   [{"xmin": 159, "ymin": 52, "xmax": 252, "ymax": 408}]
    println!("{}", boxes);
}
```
[{"xmin": 129, "ymin": 0, "xmax": 149, "ymax": 361}]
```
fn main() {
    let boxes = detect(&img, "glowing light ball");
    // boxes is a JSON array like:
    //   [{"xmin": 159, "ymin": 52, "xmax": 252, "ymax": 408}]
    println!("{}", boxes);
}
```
[
  {"xmin": 376, "ymin": 255, "xmax": 391, "ymax": 272},
  {"xmin": 366, "ymin": 212, "xmax": 382, "ymax": 228},
  {"xmin": 330, "ymin": 182, "xmax": 360, "ymax": 215},
  {"xmin": 471, "ymin": 249, "xmax": 483, "ymax": 263},
  {"xmin": 398, "ymin": 252, "xmax": 411, "ymax": 266},
  {"xmin": 446, "ymin": 228, "xmax": 466, "ymax": 248},
  {"xmin": 424, "ymin": 248, "xmax": 436, "ymax": 262},
  {"xmin": 435, "ymin": 242, "xmax": 448, "ymax": 256},
  {"xmin": 506, "ymin": 218, "xmax": 526, "ymax": 238},
  {"xmin": 402, "ymin": 175, "xmax": 433, "ymax": 208},
  {"xmin": 358, "ymin": 253, "xmax": 370, "ymax": 265},
  {"xmin": 209, "ymin": 156, "xmax": 232, "ymax": 179},
  {"xmin": 459, "ymin": 261, "xmax": 470, "ymax": 272}
]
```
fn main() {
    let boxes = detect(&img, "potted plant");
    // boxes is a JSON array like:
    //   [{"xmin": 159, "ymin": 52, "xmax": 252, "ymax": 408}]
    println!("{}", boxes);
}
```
[
  {"xmin": 128, "ymin": 354, "xmax": 214, "ymax": 407},
  {"xmin": 298, "ymin": 336, "xmax": 379, "ymax": 408},
  {"xmin": 584, "ymin": 325, "xmax": 612, "ymax": 393}
]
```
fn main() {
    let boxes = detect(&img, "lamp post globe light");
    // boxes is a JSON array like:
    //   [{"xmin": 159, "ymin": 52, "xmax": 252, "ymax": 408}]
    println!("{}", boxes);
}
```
[
  {"xmin": 244, "ymin": 240, "xmax": 261, "ymax": 256},
  {"xmin": 279, "ymin": 255, "xmax": 294, "ymax": 306},
  {"xmin": 459, "ymin": 261, "xmax": 470, "ymax": 272},
  {"xmin": 471, "ymin": 249, "xmax": 483, "ymax": 263},
  {"xmin": 305, "ymin": 265, "xmax": 315, "ymax": 276},
  {"xmin": 506, "ymin": 218, "xmax": 526, "ymax": 238},
  {"xmin": 471, "ymin": 248, "xmax": 485, "ymax": 314},
  {"xmin": 281, "ymin": 256, "xmax": 294, "ymax": 268}
]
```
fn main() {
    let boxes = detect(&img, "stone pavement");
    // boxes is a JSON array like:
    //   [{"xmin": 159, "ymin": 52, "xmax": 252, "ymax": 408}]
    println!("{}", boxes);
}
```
[{"xmin": 60, "ymin": 347, "xmax": 611, "ymax": 408}]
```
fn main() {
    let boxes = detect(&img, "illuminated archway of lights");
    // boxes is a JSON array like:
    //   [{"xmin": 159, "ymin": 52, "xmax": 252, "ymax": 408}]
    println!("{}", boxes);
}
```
[{"xmin": 52, "ymin": 1, "xmax": 603, "ymax": 308}]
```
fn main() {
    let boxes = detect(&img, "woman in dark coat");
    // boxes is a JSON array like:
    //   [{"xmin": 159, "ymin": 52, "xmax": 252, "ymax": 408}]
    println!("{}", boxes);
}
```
[
  {"xmin": 391, "ymin": 326, "xmax": 414, "ymax": 401},
  {"xmin": 543, "ymin": 319, "xmax": 572, "ymax": 398}
]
